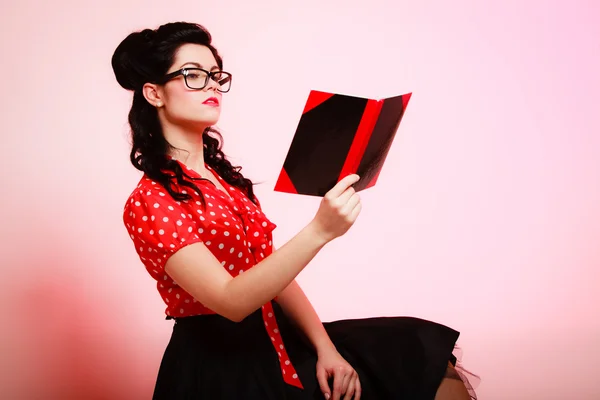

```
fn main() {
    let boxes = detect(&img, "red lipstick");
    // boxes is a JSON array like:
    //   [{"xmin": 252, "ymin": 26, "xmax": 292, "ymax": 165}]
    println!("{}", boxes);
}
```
[{"xmin": 203, "ymin": 97, "xmax": 220, "ymax": 106}]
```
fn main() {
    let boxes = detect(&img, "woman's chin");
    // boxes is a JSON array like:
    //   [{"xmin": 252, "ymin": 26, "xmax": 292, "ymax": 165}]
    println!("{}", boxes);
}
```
[
  {"xmin": 200, "ymin": 112, "xmax": 221, "ymax": 126},
  {"xmin": 186, "ymin": 116, "xmax": 221, "ymax": 131}
]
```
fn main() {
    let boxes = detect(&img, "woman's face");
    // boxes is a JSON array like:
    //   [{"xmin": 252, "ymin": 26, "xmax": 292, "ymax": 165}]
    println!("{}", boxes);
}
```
[{"xmin": 155, "ymin": 44, "xmax": 224, "ymax": 130}]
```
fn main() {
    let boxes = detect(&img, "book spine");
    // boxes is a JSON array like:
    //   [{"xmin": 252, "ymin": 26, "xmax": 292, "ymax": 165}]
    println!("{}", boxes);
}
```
[{"xmin": 337, "ymin": 99, "xmax": 383, "ymax": 181}]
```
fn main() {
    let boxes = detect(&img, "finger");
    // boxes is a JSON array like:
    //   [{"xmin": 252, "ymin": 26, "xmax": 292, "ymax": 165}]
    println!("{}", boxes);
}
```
[
  {"xmin": 340, "ymin": 193, "xmax": 360, "ymax": 215},
  {"xmin": 327, "ymin": 174, "xmax": 360, "ymax": 199},
  {"xmin": 336, "ymin": 186, "xmax": 356, "ymax": 205},
  {"xmin": 316, "ymin": 367, "xmax": 331, "ymax": 399},
  {"xmin": 348, "ymin": 201, "xmax": 362, "ymax": 223},
  {"xmin": 340, "ymin": 372, "xmax": 351, "ymax": 395},
  {"xmin": 354, "ymin": 375, "xmax": 362, "ymax": 400},
  {"xmin": 332, "ymin": 369, "xmax": 346, "ymax": 400},
  {"xmin": 342, "ymin": 374, "xmax": 355, "ymax": 400}
]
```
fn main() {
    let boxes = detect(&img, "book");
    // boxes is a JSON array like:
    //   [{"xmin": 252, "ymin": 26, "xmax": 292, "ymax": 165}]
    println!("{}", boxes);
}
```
[{"xmin": 274, "ymin": 90, "xmax": 412, "ymax": 197}]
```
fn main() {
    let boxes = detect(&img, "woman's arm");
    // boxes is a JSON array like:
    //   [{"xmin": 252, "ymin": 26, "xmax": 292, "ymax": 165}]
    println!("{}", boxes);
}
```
[
  {"xmin": 166, "ymin": 223, "xmax": 328, "ymax": 322},
  {"xmin": 277, "ymin": 279, "xmax": 364, "ymax": 400},
  {"xmin": 165, "ymin": 175, "xmax": 362, "ymax": 322},
  {"xmin": 276, "ymin": 279, "xmax": 336, "ymax": 355}
]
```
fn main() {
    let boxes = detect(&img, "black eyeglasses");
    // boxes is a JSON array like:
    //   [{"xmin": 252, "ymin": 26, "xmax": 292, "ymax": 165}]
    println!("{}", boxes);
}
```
[{"xmin": 157, "ymin": 68, "xmax": 232, "ymax": 92}]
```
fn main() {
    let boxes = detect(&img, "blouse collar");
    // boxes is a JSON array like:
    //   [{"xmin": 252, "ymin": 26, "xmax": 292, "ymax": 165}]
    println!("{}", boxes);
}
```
[{"xmin": 165, "ymin": 157, "xmax": 277, "ymax": 251}]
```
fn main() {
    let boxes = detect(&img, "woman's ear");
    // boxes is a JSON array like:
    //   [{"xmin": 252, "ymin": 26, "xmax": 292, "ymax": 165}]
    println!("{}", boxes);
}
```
[{"xmin": 143, "ymin": 83, "xmax": 163, "ymax": 108}]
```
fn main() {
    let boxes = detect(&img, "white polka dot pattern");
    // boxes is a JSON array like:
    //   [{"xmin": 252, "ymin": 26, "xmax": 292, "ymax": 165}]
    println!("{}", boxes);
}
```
[{"xmin": 122, "ymin": 160, "xmax": 302, "ymax": 389}]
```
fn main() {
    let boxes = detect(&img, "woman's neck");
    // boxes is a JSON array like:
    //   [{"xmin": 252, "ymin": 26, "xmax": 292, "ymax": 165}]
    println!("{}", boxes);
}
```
[
  {"xmin": 171, "ymin": 150, "xmax": 207, "ymax": 176},
  {"xmin": 163, "ymin": 124, "xmax": 208, "ymax": 175}
]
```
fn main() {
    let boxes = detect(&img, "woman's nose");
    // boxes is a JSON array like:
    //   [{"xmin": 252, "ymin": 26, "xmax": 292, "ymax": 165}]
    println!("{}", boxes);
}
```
[{"xmin": 204, "ymin": 76, "xmax": 220, "ymax": 91}]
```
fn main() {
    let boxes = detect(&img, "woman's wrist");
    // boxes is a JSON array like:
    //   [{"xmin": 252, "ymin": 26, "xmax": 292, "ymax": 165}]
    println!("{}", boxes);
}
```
[
  {"xmin": 314, "ymin": 337, "xmax": 338, "ymax": 357},
  {"xmin": 304, "ymin": 220, "xmax": 333, "ymax": 247}
]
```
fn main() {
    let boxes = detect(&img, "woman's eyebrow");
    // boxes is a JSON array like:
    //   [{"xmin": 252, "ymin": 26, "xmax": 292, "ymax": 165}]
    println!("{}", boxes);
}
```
[{"xmin": 179, "ymin": 62, "xmax": 220, "ymax": 71}]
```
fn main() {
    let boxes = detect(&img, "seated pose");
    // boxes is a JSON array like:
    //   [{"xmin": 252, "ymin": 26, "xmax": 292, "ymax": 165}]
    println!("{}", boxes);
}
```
[{"xmin": 113, "ymin": 21, "xmax": 478, "ymax": 400}]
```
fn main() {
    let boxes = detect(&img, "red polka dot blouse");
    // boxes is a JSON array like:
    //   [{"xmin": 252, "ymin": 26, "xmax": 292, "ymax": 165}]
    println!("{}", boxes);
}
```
[{"xmin": 122, "ymin": 159, "xmax": 303, "ymax": 388}]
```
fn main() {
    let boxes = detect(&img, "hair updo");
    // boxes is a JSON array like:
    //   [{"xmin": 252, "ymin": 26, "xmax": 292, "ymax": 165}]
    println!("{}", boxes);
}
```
[{"xmin": 111, "ymin": 21, "xmax": 255, "ymax": 205}]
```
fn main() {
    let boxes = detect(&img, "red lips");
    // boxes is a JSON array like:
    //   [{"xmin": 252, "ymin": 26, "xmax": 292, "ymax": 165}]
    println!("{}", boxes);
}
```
[{"xmin": 203, "ymin": 97, "xmax": 220, "ymax": 106}]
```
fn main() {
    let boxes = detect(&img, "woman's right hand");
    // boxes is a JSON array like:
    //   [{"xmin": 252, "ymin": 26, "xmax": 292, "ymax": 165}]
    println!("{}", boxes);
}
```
[{"xmin": 308, "ymin": 174, "xmax": 363, "ymax": 243}]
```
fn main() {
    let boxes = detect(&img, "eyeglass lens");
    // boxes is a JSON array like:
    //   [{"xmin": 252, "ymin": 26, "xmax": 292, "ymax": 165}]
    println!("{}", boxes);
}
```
[{"xmin": 185, "ymin": 69, "xmax": 231, "ymax": 92}]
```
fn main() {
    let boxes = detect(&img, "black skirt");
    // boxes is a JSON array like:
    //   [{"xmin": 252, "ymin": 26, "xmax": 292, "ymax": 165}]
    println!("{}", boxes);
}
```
[{"xmin": 153, "ymin": 302, "xmax": 477, "ymax": 399}]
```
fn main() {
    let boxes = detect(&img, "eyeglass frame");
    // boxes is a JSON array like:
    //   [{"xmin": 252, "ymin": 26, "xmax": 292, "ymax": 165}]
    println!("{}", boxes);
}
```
[{"xmin": 156, "ymin": 67, "xmax": 233, "ymax": 92}]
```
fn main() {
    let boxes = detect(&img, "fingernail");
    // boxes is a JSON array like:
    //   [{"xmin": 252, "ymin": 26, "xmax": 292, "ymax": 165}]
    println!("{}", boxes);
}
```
[{"xmin": 325, "ymin": 394, "xmax": 330, "ymax": 400}]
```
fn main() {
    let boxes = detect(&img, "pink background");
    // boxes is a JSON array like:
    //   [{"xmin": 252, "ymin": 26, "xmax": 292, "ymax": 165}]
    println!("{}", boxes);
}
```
[{"xmin": 1, "ymin": 0, "xmax": 599, "ymax": 398}]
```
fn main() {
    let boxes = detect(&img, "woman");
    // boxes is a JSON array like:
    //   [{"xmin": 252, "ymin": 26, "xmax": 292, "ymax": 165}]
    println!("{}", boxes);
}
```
[{"xmin": 112, "ymin": 21, "xmax": 478, "ymax": 400}]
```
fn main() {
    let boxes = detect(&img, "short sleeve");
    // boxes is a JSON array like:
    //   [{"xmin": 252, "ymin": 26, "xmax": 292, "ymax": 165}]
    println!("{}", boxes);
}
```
[{"xmin": 123, "ymin": 189, "xmax": 204, "ymax": 275}]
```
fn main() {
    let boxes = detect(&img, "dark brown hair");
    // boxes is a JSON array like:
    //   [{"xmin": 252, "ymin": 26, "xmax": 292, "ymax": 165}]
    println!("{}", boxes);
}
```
[{"xmin": 111, "ymin": 21, "xmax": 255, "ymax": 205}]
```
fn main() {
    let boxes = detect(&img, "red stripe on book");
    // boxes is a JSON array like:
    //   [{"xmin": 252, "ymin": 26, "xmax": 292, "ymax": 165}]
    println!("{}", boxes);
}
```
[
  {"xmin": 402, "ymin": 92, "xmax": 412, "ymax": 109},
  {"xmin": 302, "ymin": 91, "xmax": 335, "ymax": 114},
  {"xmin": 273, "ymin": 167, "xmax": 298, "ymax": 194},
  {"xmin": 365, "ymin": 93, "xmax": 411, "ymax": 189},
  {"xmin": 338, "ymin": 99, "xmax": 383, "ymax": 181}
]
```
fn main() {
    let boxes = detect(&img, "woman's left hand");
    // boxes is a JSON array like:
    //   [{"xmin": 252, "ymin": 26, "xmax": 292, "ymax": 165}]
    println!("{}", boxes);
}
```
[{"xmin": 315, "ymin": 347, "xmax": 361, "ymax": 399}]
